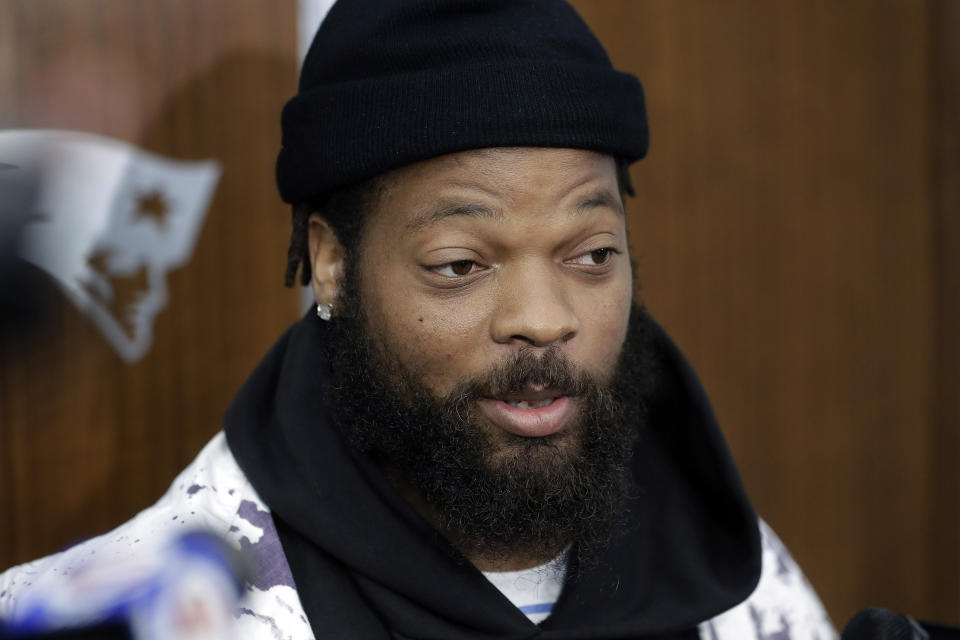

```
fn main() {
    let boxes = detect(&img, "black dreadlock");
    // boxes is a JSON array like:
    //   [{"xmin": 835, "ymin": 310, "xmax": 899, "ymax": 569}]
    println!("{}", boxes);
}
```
[
  {"xmin": 283, "ymin": 175, "xmax": 383, "ymax": 288},
  {"xmin": 283, "ymin": 157, "xmax": 635, "ymax": 288}
]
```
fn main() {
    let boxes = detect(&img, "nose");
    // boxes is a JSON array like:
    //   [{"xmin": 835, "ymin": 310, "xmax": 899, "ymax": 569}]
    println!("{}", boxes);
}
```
[{"xmin": 490, "ymin": 262, "xmax": 579, "ymax": 347}]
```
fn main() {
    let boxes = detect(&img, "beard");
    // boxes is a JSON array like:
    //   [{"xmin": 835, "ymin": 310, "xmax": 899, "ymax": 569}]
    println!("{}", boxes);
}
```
[{"xmin": 320, "ymin": 275, "xmax": 655, "ymax": 567}]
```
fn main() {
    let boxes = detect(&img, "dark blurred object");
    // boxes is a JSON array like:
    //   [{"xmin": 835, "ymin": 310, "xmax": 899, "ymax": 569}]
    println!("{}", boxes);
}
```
[
  {"xmin": 843, "ymin": 608, "xmax": 929, "ymax": 640},
  {"xmin": 0, "ymin": 163, "xmax": 50, "ymax": 345},
  {"xmin": 0, "ymin": 621, "xmax": 131, "ymax": 639},
  {"xmin": 842, "ymin": 607, "xmax": 960, "ymax": 640}
]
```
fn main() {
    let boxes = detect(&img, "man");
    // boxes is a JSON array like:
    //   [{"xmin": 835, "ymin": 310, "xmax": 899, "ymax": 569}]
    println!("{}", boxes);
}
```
[{"xmin": 1, "ymin": 1, "xmax": 837, "ymax": 638}]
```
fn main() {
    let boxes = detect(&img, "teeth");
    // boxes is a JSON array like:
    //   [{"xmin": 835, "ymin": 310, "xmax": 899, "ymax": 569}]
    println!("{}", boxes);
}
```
[{"xmin": 506, "ymin": 398, "xmax": 555, "ymax": 409}]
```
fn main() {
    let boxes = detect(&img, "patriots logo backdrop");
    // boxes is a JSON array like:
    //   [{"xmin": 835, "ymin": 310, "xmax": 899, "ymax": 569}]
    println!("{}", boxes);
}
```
[{"xmin": 0, "ymin": 129, "xmax": 220, "ymax": 362}]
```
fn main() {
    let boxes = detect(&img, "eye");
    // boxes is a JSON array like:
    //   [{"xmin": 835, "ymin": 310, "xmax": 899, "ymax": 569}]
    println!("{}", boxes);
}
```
[
  {"xmin": 431, "ymin": 260, "xmax": 481, "ymax": 277},
  {"xmin": 566, "ymin": 248, "xmax": 620, "ymax": 267}
]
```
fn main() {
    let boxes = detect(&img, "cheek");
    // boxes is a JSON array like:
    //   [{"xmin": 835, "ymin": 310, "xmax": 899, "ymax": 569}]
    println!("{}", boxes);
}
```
[
  {"xmin": 363, "ymin": 276, "xmax": 493, "ymax": 395},
  {"xmin": 359, "ymin": 244, "xmax": 633, "ymax": 393},
  {"xmin": 572, "ymin": 275, "xmax": 633, "ymax": 375}
]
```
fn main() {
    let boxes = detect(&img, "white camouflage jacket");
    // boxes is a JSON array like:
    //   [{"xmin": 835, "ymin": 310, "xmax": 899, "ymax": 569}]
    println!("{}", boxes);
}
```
[{"xmin": 0, "ymin": 433, "xmax": 838, "ymax": 640}]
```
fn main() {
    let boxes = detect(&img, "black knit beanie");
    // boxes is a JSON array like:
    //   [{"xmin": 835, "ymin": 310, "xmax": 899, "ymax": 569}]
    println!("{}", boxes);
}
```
[{"xmin": 276, "ymin": 0, "xmax": 649, "ymax": 204}]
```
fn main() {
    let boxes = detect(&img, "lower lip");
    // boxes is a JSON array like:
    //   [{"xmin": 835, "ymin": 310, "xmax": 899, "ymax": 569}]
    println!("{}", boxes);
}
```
[{"xmin": 476, "ymin": 396, "xmax": 576, "ymax": 438}]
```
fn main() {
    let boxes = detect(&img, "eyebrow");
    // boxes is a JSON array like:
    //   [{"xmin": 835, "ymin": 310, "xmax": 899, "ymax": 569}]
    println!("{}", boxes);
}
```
[
  {"xmin": 404, "ymin": 188, "xmax": 624, "ymax": 232},
  {"xmin": 404, "ymin": 201, "xmax": 503, "ymax": 232},
  {"xmin": 576, "ymin": 189, "xmax": 624, "ymax": 216}
]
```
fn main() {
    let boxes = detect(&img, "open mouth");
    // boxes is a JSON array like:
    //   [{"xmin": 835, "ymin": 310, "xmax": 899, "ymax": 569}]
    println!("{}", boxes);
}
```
[
  {"xmin": 503, "ymin": 398, "xmax": 557, "ymax": 410},
  {"xmin": 477, "ymin": 387, "xmax": 577, "ymax": 438}
]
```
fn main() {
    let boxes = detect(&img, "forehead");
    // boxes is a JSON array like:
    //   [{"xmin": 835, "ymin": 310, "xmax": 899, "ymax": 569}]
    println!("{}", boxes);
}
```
[
  {"xmin": 367, "ymin": 147, "xmax": 621, "ymax": 231},
  {"xmin": 385, "ymin": 146, "xmax": 615, "ymax": 191}
]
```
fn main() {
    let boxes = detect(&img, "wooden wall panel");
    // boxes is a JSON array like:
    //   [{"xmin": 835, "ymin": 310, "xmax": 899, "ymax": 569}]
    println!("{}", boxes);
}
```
[
  {"xmin": 930, "ymin": 0, "xmax": 960, "ymax": 623},
  {"xmin": 0, "ymin": 0, "xmax": 300, "ymax": 567},
  {"xmin": 570, "ymin": 0, "xmax": 952, "ymax": 627},
  {"xmin": 0, "ymin": 4, "xmax": 13, "ymax": 125},
  {"xmin": 0, "ymin": 0, "xmax": 13, "ymax": 566}
]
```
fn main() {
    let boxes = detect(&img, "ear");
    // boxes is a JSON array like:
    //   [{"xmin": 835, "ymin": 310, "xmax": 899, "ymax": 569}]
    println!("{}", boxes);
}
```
[{"xmin": 307, "ymin": 214, "xmax": 344, "ymax": 308}]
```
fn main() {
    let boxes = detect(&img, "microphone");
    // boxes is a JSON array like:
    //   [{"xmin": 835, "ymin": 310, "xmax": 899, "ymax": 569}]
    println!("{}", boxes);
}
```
[
  {"xmin": 842, "ymin": 607, "xmax": 960, "ymax": 640},
  {"xmin": 0, "ymin": 530, "xmax": 246, "ymax": 640},
  {"xmin": 842, "ymin": 608, "xmax": 929, "ymax": 639}
]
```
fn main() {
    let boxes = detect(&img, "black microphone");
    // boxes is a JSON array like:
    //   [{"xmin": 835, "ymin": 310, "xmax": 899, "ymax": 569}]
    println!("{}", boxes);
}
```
[
  {"xmin": 842, "ymin": 607, "xmax": 960, "ymax": 640},
  {"xmin": 842, "ymin": 608, "xmax": 929, "ymax": 639}
]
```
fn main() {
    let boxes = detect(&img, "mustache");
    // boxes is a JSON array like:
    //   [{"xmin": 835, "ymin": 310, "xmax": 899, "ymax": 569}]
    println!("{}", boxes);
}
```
[{"xmin": 449, "ymin": 346, "xmax": 599, "ymax": 401}]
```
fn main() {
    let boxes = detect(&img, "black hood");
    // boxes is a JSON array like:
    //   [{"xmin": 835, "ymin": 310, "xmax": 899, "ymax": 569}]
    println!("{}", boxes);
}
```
[{"xmin": 224, "ymin": 310, "xmax": 760, "ymax": 639}]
